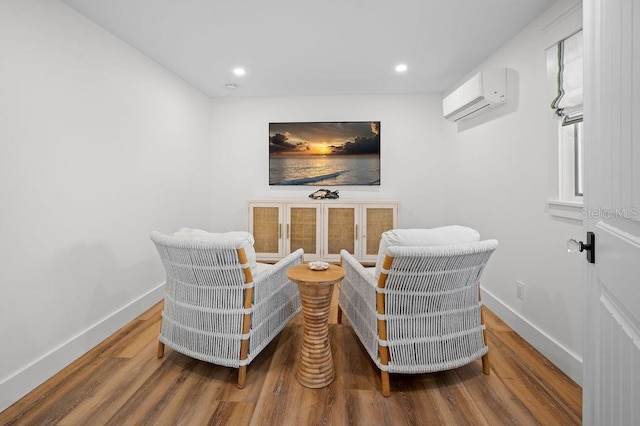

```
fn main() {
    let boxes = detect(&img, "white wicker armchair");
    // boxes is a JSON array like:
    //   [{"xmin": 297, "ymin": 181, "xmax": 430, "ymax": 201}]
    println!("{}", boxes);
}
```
[
  {"xmin": 150, "ymin": 230, "xmax": 303, "ymax": 388},
  {"xmin": 339, "ymin": 230, "xmax": 498, "ymax": 396}
]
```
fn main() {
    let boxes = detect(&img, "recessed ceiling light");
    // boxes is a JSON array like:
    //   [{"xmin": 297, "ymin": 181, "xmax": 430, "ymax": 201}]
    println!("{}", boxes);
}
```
[
  {"xmin": 395, "ymin": 63, "xmax": 408, "ymax": 73},
  {"xmin": 225, "ymin": 83, "xmax": 238, "ymax": 89},
  {"xmin": 233, "ymin": 67, "xmax": 246, "ymax": 76}
]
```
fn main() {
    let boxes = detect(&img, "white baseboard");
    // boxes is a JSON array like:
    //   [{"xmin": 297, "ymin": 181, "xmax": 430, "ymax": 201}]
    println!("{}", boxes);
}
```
[
  {"xmin": 0, "ymin": 283, "xmax": 165, "ymax": 412},
  {"xmin": 481, "ymin": 287, "xmax": 583, "ymax": 386}
]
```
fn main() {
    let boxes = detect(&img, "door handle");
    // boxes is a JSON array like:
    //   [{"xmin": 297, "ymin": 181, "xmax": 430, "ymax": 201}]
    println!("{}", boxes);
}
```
[{"xmin": 567, "ymin": 231, "xmax": 595, "ymax": 263}]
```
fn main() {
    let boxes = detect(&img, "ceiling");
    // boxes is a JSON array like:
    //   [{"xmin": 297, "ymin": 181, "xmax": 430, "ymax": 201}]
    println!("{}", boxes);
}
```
[{"xmin": 61, "ymin": 0, "xmax": 557, "ymax": 98}]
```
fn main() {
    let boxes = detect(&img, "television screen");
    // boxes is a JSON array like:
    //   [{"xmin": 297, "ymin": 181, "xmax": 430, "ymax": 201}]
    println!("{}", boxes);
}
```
[{"xmin": 269, "ymin": 121, "xmax": 380, "ymax": 186}]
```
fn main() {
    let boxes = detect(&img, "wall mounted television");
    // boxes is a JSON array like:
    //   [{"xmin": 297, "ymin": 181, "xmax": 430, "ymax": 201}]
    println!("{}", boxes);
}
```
[{"xmin": 269, "ymin": 121, "xmax": 381, "ymax": 186}]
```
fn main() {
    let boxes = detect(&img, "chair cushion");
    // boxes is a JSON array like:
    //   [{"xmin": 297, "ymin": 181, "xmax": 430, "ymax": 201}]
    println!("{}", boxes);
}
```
[
  {"xmin": 171, "ymin": 228, "xmax": 258, "ymax": 277},
  {"xmin": 374, "ymin": 226, "xmax": 481, "ymax": 278}
]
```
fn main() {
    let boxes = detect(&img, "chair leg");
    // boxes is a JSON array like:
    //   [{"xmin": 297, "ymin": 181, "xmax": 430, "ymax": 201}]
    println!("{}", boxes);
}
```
[
  {"xmin": 481, "ymin": 317, "xmax": 490, "ymax": 374},
  {"xmin": 479, "ymin": 290, "xmax": 490, "ymax": 375},
  {"xmin": 482, "ymin": 346, "xmax": 491, "ymax": 375},
  {"xmin": 381, "ymin": 370, "xmax": 391, "ymax": 397},
  {"xmin": 337, "ymin": 304, "xmax": 343, "ymax": 324},
  {"xmin": 238, "ymin": 366, "xmax": 247, "ymax": 388},
  {"xmin": 157, "ymin": 341, "xmax": 165, "ymax": 359}
]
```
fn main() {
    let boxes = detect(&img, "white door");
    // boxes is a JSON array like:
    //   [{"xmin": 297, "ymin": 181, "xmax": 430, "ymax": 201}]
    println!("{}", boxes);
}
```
[{"xmin": 583, "ymin": 1, "xmax": 640, "ymax": 424}]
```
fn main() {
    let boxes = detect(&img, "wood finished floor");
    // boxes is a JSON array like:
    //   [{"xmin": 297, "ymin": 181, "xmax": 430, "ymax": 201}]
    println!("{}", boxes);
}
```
[{"xmin": 1, "ymin": 295, "xmax": 582, "ymax": 425}]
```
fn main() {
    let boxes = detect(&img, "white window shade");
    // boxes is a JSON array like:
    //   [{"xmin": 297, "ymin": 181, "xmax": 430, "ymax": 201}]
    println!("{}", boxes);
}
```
[{"xmin": 551, "ymin": 30, "xmax": 583, "ymax": 124}]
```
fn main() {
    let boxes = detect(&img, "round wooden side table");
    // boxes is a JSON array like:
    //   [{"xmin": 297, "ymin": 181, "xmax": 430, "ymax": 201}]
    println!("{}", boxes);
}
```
[{"xmin": 287, "ymin": 263, "xmax": 345, "ymax": 388}]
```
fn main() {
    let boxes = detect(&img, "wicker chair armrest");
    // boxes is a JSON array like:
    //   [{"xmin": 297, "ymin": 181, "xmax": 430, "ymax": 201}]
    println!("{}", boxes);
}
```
[
  {"xmin": 253, "ymin": 248, "xmax": 304, "ymax": 284},
  {"xmin": 340, "ymin": 249, "xmax": 377, "ymax": 289}
]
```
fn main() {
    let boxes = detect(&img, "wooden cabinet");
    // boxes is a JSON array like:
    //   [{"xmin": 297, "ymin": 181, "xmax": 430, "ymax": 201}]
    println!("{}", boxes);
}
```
[{"xmin": 248, "ymin": 199, "xmax": 398, "ymax": 264}]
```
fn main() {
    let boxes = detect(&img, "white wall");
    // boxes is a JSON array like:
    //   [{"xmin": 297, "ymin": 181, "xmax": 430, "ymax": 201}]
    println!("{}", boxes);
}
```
[
  {"xmin": 210, "ymin": 94, "xmax": 447, "ymax": 230},
  {"xmin": 442, "ymin": 0, "xmax": 584, "ymax": 383},
  {"xmin": 0, "ymin": 0, "xmax": 213, "ymax": 410}
]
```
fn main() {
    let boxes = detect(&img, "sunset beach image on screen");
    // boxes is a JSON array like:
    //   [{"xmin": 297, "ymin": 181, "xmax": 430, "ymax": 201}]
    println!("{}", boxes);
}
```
[{"xmin": 269, "ymin": 122, "xmax": 380, "ymax": 186}]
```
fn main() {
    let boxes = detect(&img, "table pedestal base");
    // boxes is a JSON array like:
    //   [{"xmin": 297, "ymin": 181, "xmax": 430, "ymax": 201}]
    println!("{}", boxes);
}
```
[{"xmin": 295, "ymin": 281, "xmax": 335, "ymax": 388}]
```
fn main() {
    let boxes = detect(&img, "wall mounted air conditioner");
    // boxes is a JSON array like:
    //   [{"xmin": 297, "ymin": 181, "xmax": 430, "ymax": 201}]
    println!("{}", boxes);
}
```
[{"xmin": 443, "ymin": 68, "xmax": 507, "ymax": 122}]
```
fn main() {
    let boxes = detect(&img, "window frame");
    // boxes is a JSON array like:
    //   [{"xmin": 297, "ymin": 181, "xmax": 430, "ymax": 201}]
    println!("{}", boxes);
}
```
[
  {"xmin": 559, "ymin": 120, "xmax": 584, "ymax": 203},
  {"xmin": 544, "ymin": 23, "xmax": 584, "ymax": 223}
]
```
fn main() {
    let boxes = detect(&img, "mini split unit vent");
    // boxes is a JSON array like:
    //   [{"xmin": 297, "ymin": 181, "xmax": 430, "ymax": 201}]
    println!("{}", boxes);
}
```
[{"xmin": 443, "ymin": 68, "xmax": 507, "ymax": 122}]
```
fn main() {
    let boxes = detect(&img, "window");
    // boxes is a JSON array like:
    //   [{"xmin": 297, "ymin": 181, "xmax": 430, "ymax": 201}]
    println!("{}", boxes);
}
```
[
  {"xmin": 573, "ymin": 122, "xmax": 583, "ymax": 196},
  {"xmin": 560, "ymin": 121, "xmax": 583, "ymax": 200},
  {"xmin": 548, "ymin": 30, "xmax": 584, "ymax": 206}
]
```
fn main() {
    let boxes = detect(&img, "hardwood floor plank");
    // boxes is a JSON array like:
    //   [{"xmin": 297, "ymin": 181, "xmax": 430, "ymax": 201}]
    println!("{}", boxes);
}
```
[
  {"xmin": 58, "ymin": 343, "xmax": 185, "ymax": 425},
  {"xmin": 491, "ymin": 328, "xmax": 582, "ymax": 419},
  {"xmin": 2, "ymin": 352, "xmax": 123, "ymax": 424},
  {"xmin": 250, "ymin": 325, "xmax": 307, "ymax": 425},
  {"xmin": 127, "ymin": 359, "xmax": 225, "ymax": 425},
  {"xmin": 207, "ymin": 401, "xmax": 256, "ymax": 426},
  {"xmin": 0, "ymin": 302, "xmax": 582, "ymax": 426},
  {"xmin": 453, "ymin": 361, "xmax": 537, "ymax": 426},
  {"xmin": 337, "ymin": 322, "xmax": 382, "ymax": 392},
  {"xmin": 419, "ymin": 371, "xmax": 486, "ymax": 426},
  {"xmin": 108, "ymin": 356, "xmax": 202, "ymax": 424},
  {"xmin": 343, "ymin": 389, "xmax": 390, "ymax": 425},
  {"xmin": 111, "ymin": 318, "xmax": 161, "ymax": 359},
  {"xmin": 487, "ymin": 328, "xmax": 581, "ymax": 425},
  {"xmin": 136, "ymin": 301, "xmax": 163, "ymax": 321}
]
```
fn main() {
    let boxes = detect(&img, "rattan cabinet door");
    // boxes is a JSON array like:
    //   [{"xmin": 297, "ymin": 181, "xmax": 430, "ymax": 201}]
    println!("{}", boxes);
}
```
[
  {"xmin": 323, "ymin": 204, "xmax": 358, "ymax": 262},
  {"xmin": 286, "ymin": 204, "xmax": 321, "ymax": 261},
  {"xmin": 361, "ymin": 203, "xmax": 397, "ymax": 263},
  {"xmin": 248, "ymin": 202, "xmax": 284, "ymax": 262}
]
